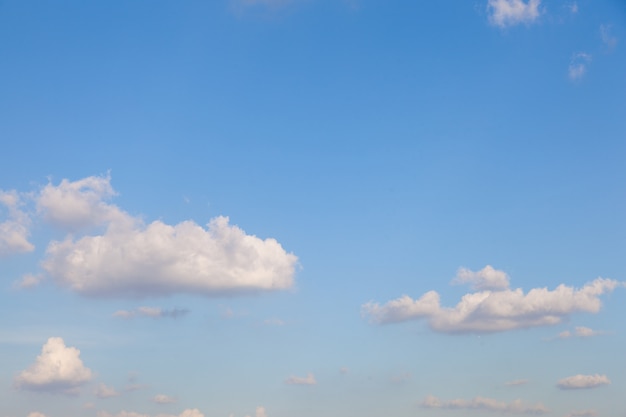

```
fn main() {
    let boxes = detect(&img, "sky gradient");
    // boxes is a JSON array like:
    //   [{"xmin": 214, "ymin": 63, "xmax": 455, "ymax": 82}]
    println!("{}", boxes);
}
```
[{"xmin": 1, "ymin": 1, "xmax": 625, "ymax": 417}]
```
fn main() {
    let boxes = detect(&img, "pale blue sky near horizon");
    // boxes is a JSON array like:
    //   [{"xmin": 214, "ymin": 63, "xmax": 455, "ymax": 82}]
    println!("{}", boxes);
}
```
[{"xmin": 1, "ymin": 1, "xmax": 625, "ymax": 417}]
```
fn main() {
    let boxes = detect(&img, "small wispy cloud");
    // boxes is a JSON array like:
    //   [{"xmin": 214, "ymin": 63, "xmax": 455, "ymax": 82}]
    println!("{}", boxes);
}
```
[
  {"xmin": 505, "ymin": 379, "xmax": 529, "ymax": 387},
  {"xmin": 600, "ymin": 24, "xmax": 617, "ymax": 51},
  {"xmin": 421, "ymin": 394, "xmax": 549, "ymax": 414},
  {"xmin": 113, "ymin": 307, "xmax": 189, "ymax": 319},
  {"xmin": 558, "ymin": 326, "xmax": 603, "ymax": 339},
  {"xmin": 568, "ymin": 52, "xmax": 592, "ymax": 81},
  {"xmin": 95, "ymin": 383, "xmax": 120, "ymax": 399},
  {"xmin": 285, "ymin": 373, "xmax": 316, "ymax": 386},
  {"xmin": 565, "ymin": 410, "xmax": 598, "ymax": 417},
  {"xmin": 153, "ymin": 394, "xmax": 177, "ymax": 404},
  {"xmin": 557, "ymin": 374, "xmax": 610, "ymax": 390},
  {"xmin": 487, "ymin": 0, "xmax": 541, "ymax": 28}
]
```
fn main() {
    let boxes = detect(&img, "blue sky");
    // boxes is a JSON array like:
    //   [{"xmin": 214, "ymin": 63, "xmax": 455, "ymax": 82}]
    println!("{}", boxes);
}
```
[{"xmin": 1, "ymin": 1, "xmax": 625, "ymax": 416}]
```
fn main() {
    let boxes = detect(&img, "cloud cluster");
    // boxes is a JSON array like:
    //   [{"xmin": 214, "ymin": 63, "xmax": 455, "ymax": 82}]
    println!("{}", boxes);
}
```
[
  {"xmin": 0, "ymin": 189, "xmax": 34, "ymax": 256},
  {"xmin": 362, "ymin": 266, "xmax": 623, "ymax": 334},
  {"xmin": 557, "ymin": 374, "xmax": 610, "ymax": 390},
  {"xmin": 113, "ymin": 307, "xmax": 189, "ymax": 319},
  {"xmin": 285, "ymin": 373, "xmax": 316, "ymax": 386},
  {"xmin": 14, "ymin": 337, "xmax": 93, "ymax": 394},
  {"xmin": 487, "ymin": 0, "xmax": 541, "ymax": 27},
  {"xmin": 29, "ymin": 175, "xmax": 297, "ymax": 298},
  {"xmin": 421, "ymin": 395, "xmax": 549, "ymax": 414}
]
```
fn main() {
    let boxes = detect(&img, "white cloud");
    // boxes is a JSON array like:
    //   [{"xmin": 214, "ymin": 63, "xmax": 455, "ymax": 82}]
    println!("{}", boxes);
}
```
[
  {"xmin": 14, "ymin": 337, "xmax": 93, "ymax": 393},
  {"xmin": 255, "ymin": 406, "xmax": 268, "ymax": 417},
  {"xmin": 95, "ymin": 383, "xmax": 120, "ymax": 399},
  {"xmin": 0, "ymin": 189, "xmax": 34, "ymax": 256},
  {"xmin": 557, "ymin": 374, "xmax": 610, "ymax": 390},
  {"xmin": 453, "ymin": 265, "xmax": 509, "ymax": 291},
  {"xmin": 600, "ymin": 24, "xmax": 617, "ymax": 50},
  {"xmin": 27, "ymin": 413, "xmax": 48, "ymax": 417},
  {"xmin": 37, "ymin": 174, "xmax": 127, "ymax": 231},
  {"xmin": 558, "ymin": 326, "xmax": 602, "ymax": 339},
  {"xmin": 153, "ymin": 394, "xmax": 177, "ymax": 404},
  {"xmin": 113, "ymin": 307, "xmax": 189, "ymax": 319},
  {"xmin": 505, "ymin": 379, "xmax": 529, "ymax": 386},
  {"xmin": 362, "ymin": 267, "xmax": 623, "ymax": 334},
  {"xmin": 487, "ymin": 0, "xmax": 541, "ymax": 28},
  {"xmin": 421, "ymin": 395, "xmax": 549, "ymax": 414},
  {"xmin": 568, "ymin": 52, "xmax": 591, "ymax": 81},
  {"xmin": 285, "ymin": 373, "xmax": 316, "ymax": 385},
  {"xmin": 37, "ymin": 175, "xmax": 297, "ymax": 298}
]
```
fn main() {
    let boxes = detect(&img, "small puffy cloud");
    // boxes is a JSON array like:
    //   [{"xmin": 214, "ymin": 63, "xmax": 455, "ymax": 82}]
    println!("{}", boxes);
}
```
[
  {"xmin": 95, "ymin": 383, "xmax": 120, "ymax": 399},
  {"xmin": 255, "ymin": 406, "xmax": 268, "ymax": 417},
  {"xmin": 362, "ymin": 266, "xmax": 623, "ymax": 334},
  {"xmin": 487, "ymin": 0, "xmax": 541, "ymax": 28},
  {"xmin": 27, "ymin": 413, "xmax": 48, "ymax": 417},
  {"xmin": 557, "ymin": 374, "xmax": 610, "ymax": 390},
  {"xmin": 39, "ymin": 175, "xmax": 297, "ymax": 298},
  {"xmin": 285, "ymin": 373, "xmax": 316, "ymax": 386},
  {"xmin": 453, "ymin": 265, "xmax": 509, "ymax": 291},
  {"xmin": 568, "ymin": 53, "xmax": 591, "ymax": 81},
  {"xmin": 558, "ymin": 326, "xmax": 602, "ymax": 339},
  {"xmin": 113, "ymin": 307, "xmax": 189, "ymax": 319},
  {"xmin": 0, "ymin": 189, "xmax": 34, "ymax": 256},
  {"xmin": 505, "ymin": 379, "xmax": 529, "ymax": 386},
  {"xmin": 36, "ymin": 174, "xmax": 127, "ymax": 231},
  {"xmin": 600, "ymin": 24, "xmax": 617, "ymax": 50},
  {"xmin": 421, "ymin": 395, "xmax": 549, "ymax": 414},
  {"xmin": 14, "ymin": 337, "xmax": 93, "ymax": 394},
  {"xmin": 153, "ymin": 394, "xmax": 177, "ymax": 404}
]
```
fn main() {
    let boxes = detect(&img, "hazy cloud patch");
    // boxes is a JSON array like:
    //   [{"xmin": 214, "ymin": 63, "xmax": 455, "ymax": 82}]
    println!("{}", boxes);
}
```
[
  {"xmin": 113, "ymin": 307, "xmax": 189, "ymax": 320},
  {"xmin": 95, "ymin": 383, "xmax": 120, "ymax": 399},
  {"xmin": 421, "ymin": 394, "xmax": 549, "ymax": 414},
  {"xmin": 487, "ymin": 0, "xmax": 541, "ymax": 27},
  {"xmin": 557, "ymin": 374, "xmax": 610, "ymax": 390},
  {"xmin": 505, "ymin": 379, "xmax": 529, "ymax": 386},
  {"xmin": 568, "ymin": 52, "xmax": 591, "ymax": 81},
  {"xmin": 285, "ymin": 373, "xmax": 316, "ymax": 386},
  {"xmin": 153, "ymin": 394, "xmax": 177, "ymax": 404}
]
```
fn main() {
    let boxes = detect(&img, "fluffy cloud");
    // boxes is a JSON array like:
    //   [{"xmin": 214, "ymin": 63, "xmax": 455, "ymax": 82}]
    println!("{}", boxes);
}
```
[
  {"xmin": 557, "ymin": 374, "xmax": 610, "ymax": 390},
  {"xmin": 27, "ymin": 413, "xmax": 48, "ymax": 417},
  {"xmin": 153, "ymin": 394, "xmax": 177, "ymax": 404},
  {"xmin": 14, "ymin": 337, "xmax": 93, "ymax": 393},
  {"xmin": 285, "ymin": 373, "xmax": 316, "ymax": 385},
  {"xmin": 37, "ymin": 174, "xmax": 127, "ymax": 231},
  {"xmin": 558, "ymin": 326, "xmax": 602, "ymax": 339},
  {"xmin": 113, "ymin": 307, "xmax": 189, "ymax": 319},
  {"xmin": 36, "ymin": 175, "xmax": 297, "ymax": 298},
  {"xmin": 254, "ymin": 407, "xmax": 268, "ymax": 417},
  {"xmin": 362, "ymin": 266, "xmax": 623, "ymax": 334},
  {"xmin": 568, "ymin": 53, "xmax": 591, "ymax": 81},
  {"xmin": 453, "ymin": 265, "xmax": 509, "ymax": 291},
  {"xmin": 0, "ymin": 189, "xmax": 34, "ymax": 256},
  {"xmin": 95, "ymin": 383, "xmax": 120, "ymax": 399},
  {"xmin": 487, "ymin": 0, "xmax": 541, "ymax": 27},
  {"xmin": 421, "ymin": 395, "xmax": 549, "ymax": 414}
]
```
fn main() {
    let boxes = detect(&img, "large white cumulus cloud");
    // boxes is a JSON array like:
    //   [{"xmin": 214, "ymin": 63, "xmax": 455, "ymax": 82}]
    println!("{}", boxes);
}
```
[
  {"xmin": 35, "ymin": 175, "xmax": 297, "ymax": 297},
  {"xmin": 14, "ymin": 337, "xmax": 93, "ymax": 393},
  {"xmin": 362, "ymin": 266, "xmax": 623, "ymax": 334}
]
